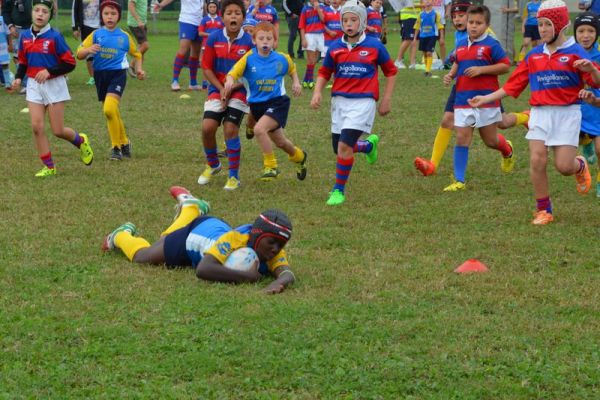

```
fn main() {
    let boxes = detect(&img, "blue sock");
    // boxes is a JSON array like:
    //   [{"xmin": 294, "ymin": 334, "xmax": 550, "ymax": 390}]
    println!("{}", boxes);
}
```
[
  {"xmin": 225, "ymin": 137, "xmax": 241, "ymax": 179},
  {"xmin": 454, "ymin": 145, "xmax": 469, "ymax": 183}
]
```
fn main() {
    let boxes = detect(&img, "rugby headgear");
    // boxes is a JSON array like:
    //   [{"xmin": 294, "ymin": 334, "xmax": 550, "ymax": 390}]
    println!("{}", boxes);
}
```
[
  {"xmin": 100, "ymin": 0, "xmax": 123, "ymax": 22},
  {"xmin": 574, "ymin": 11, "xmax": 600, "ymax": 45},
  {"xmin": 32, "ymin": 0, "xmax": 54, "ymax": 20},
  {"xmin": 249, "ymin": 209, "xmax": 292, "ymax": 250},
  {"xmin": 450, "ymin": 0, "xmax": 472, "ymax": 16},
  {"xmin": 538, "ymin": 0, "xmax": 570, "ymax": 43},
  {"xmin": 340, "ymin": 0, "xmax": 367, "ymax": 35}
]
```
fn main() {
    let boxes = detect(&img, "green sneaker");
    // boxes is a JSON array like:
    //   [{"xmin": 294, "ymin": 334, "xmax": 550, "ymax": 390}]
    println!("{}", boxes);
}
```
[
  {"xmin": 582, "ymin": 141, "xmax": 597, "ymax": 165},
  {"xmin": 35, "ymin": 166, "xmax": 56, "ymax": 177},
  {"xmin": 260, "ymin": 167, "xmax": 280, "ymax": 182},
  {"xmin": 101, "ymin": 222, "xmax": 137, "ymax": 252},
  {"xmin": 365, "ymin": 134, "xmax": 379, "ymax": 165},
  {"xmin": 169, "ymin": 185, "xmax": 211, "ymax": 219},
  {"xmin": 86, "ymin": 77, "xmax": 95, "ymax": 85},
  {"xmin": 326, "ymin": 189, "xmax": 345, "ymax": 206},
  {"xmin": 296, "ymin": 151, "xmax": 307, "ymax": 181},
  {"xmin": 79, "ymin": 133, "xmax": 94, "ymax": 165}
]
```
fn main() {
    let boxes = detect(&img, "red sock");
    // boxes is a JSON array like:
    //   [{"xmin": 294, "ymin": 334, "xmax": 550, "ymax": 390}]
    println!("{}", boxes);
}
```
[
  {"xmin": 497, "ymin": 134, "xmax": 512, "ymax": 157},
  {"xmin": 40, "ymin": 152, "xmax": 55, "ymax": 169}
]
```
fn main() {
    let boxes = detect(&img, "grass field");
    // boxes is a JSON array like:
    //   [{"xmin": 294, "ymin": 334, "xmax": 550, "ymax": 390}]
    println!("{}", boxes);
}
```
[{"xmin": 1, "ymin": 13, "xmax": 600, "ymax": 399}]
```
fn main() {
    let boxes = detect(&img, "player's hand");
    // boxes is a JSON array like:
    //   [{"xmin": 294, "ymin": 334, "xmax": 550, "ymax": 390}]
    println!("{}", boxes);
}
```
[
  {"xmin": 11, "ymin": 78, "xmax": 21, "ymax": 91},
  {"xmin": 223, "ymin": 80, "xmax": 234, "ymax": 98},
  {"xmin": 464, "ymin": 66, "xmax": 482, "ymax": 77},
  {"xmin": 87, "ymin": 43, "xmax": 101, "ymax": 55},
  {"xmin": 136, "ymin": 69, "xmax": 146, "ymax": 80},
  {"xmin": 310, "ymin": 92, "xmax": 321, "ymax": 109},
  {"xmin": 468, "ymin": 95, "xmax": 487, "ymax": 108},
  {"xmin": 378, "ymin": 98, "xmax": 391, "ymax": 116},
  {"xmin": 263, "ymin": 281, "xmax": 286, "ymax": 294},
  {"xmin": 292, "ymin": 81, "xmax": 302, "ymax": 97},
  {"xmin": 579, "ymin": 89, "xmax": 595, "ymax": 103},
  {"xmin": 301, "ymin": 39, "xmax": 307, "ymax": 49},
  {"xmin": 574, "ymin": 59, "xmax": 597, "ymax": 72},
  {"xmin": 34, "ymin": 69, "xmax": 50, "ymax": 84},
  {"xmin": 443, "ymin": 73, "xmax": 454, "ymax": 86},
  {"xmin": 9, "ymin": 25, "xmax": 17, "ymax": 37},
  {"xmin": 73, "ymin": 30, "xmax": 81, "ymax": 40}
]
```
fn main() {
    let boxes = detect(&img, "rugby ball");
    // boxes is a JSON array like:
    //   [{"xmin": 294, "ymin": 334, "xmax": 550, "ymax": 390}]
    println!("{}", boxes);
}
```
[{"xmin": 223, "ymin": 247, "xmax": 259, "ymax": 272}]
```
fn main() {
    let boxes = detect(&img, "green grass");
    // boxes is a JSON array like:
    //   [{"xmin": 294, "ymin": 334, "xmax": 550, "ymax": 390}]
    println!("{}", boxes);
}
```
[{"xmin": 1, "ymin": 16, "xmax": 600, "ymax": 399}]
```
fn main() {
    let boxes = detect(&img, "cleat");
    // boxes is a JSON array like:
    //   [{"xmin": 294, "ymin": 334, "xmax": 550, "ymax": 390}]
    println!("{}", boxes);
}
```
[
  {"xmin": 424, "ymin": 72, "xmax": 432, "ymax": 78},
  {"xmin": 365, "ymin": 134, "xmax": 379, "ymax": 165},
  {"xmin": 394, "ymin": 59, "xmax": 406, "ymax": 69},
  {"xmin": 521, "ymin": 109, "xmax": 530, "ymax": 130},
  {"xmin": 197, "ymin": 164, "xmax": 222, "ymax": 185},
  {"xmin": 223, "ymin": 176, "xmax": 240, "ymax": 191},
  {"xmin": 326, "ymin": 189, "xmax": 345, "ymax": 206},
  {"xmin": 575, "ymin": 156, "xmax": 592, "ymax": 194},
  {"xmin": 531, "ymin": 210, "xmax": 554, "ymax": 225},
  {"xmin": 582, "ymin": 141, "xmax": 597, "ymax": 165},
  {"xmin": 308, "ymin": 82, "xmax": 315, "ymax": 89},
  {"xmin": 79, "ymin": 133, "xmax": 94, "ymax": 165},
  {"xmin": 102, "ymin": 222, "xmax": 137, "ymax": 252},
  {"xmin": 188, "ymin": 84, "xmax": 201, "ymax": 91},
  {"xmin": 35, "ymin": 166, "xmax": 56, "ymax": 177},
  {"xmin": 296, "ymin": 151, "xmax": 307, "ymax": 181},
  {"xmin": 302, "ymin": 81, "xmax": 309, "ymax": 88},
  {"xmin": 216, "ymin": 149, "xmax": 227, "ymax": 158},
  {"xmin": 245, "ymin": 126, "xmax": 254, "ymax": 140},
  {"xmin": 325, "ymin": 83, "xmax": 333, "ymax": 89},
  {"xmin": 414, "ymin": 157, "xmax": 436, "ymax": 176},
  {"xmin": 501, "ymin": 140, "xmax": 515, "ymax": 173},
  {"xmin": 169, "ymin": 185, "xmax": 211, "ymax": 219},
  {"xmin": 121, "ymin": 142, "xmax": 132, "ymax": 158},
  {"xmin": 171, "ymin": 81, "xmax": 181, "ymax": 91},
  {"xmin": 110, "ymin": 146, "xmax": 122, "ymax": 161},
  {"xmin": 443, "ymin": 181, "xmax": 466, "ymax": 192},
  {"xmin": 86, "ymin": 77, "xmax": 95, "ymax": 85},
  {"xmin": 408, "ymin": 64, "xmax": 416, "ymax": 69},
  {"xmin": 260, "ymin": 167, "xmax": 280, "ymax": 181}
]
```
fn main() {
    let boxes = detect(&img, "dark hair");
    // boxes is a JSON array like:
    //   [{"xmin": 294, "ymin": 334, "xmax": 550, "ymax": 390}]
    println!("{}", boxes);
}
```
[
  {"xmin": 467, "ymin": 5, "xmax": 490, "ymax": 25},
  {"xmin": 221, "ymin": 0, "xmax": 246, "ymax": 18}
]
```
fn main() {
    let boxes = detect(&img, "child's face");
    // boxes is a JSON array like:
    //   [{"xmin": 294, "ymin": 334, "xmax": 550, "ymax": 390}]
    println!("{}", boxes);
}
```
[
  {"xmin": 254, "ymin": 29, "xmax": 274, "ymax": 53},
  {"xmin": 102, "ymin": 6, "xmax": 119, "ymax": 29},
  {"xmin": 576, "ymin": 25, "xmax": 597, "ymax": 50},
  {"xmin": 452, "ymin": 12, "xmax": 467, "ymax": 31},
  {"xmin": 255, "ymin": 237, "xmax": 286, "ymax": 262},
  {"xmin": 32, "ymin": 5, "xmax": 51, "ymax": 28},
  {"xmin": 422, "ymin": 0, "xmax": 432, "ymax": 8},
  {"xmin": 243, "ymin": 0, "xmax": 251, "ymax": 9},
  {"xmin": 223, "ymin": 4, "xmax": 243, "ymax": 34},
  {"xmin": 467, "ymin": 13, "xmax": 488, "ymax": 40},
  {"xmin": 371, "ymin": 0, "xmax": 382, "ymax": 9},
  {"xmin": 342, "ymin": 12, "xmax": 360, "ymax": 36},
  {"xmin": 208, "ymin": 3, "xmax": 218, "ymax": 15},
  {"xmin": 331, "ymin": 0, "xmax": 340, "ymax": 8},
  {"xmin": 537, "ymin": 19, "xmax": 555, "ymax": 43}
]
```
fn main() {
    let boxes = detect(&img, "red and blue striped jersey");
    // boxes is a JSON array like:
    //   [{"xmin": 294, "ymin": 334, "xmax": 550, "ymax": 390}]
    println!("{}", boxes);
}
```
[
  {"xmin": 504, "ymin": 38, "xmax": 600, "ymax": 106},
  {"xmin": 247, "ymin": 4, "xmax": 279, "ymax": 25},
  {"xmin": 318, "ymin": 34, "xmax": 397, "ymax": 100},
  {"xmin": 366, "ymin": 6, "xmax": 383, "ymax": 39},
  {"xmin": 199, "ymin": 15, "xmax": 224, "ymax": 36},
  {"xmin": 299, "ymin": 4, "xmax": 325, "ymax": 33},
  {"xmin": 18, "ymin": 25, "xmax": 75, "ymax": 79},
  {"xmin": 454, "ymin": 34, "xmax": 510, "ymax": 108},
  {"xmin": 201, "ymin": 29, "xmax": 253, "ymax": 102},
  {"xmin": 323, "ymin": 6, "xmax": 342, "ymax": 46}
]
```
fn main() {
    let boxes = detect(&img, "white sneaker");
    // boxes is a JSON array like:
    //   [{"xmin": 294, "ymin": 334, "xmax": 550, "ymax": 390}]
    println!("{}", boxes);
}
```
[
  {"xmin": 188, "ymin": 84, "xmax": 201, "ymax": 91},
  {"xmin": 408, "ymin": 64, "xmax": 416, "ymax": 70},
  {"xmin": 197, "ymin": 164, "xmax": 222, "ymax": 185},
  {"xmin": 171, "ymin": 81, "xmax": 181, "ymax": 91},
  {"xmin": 394, "ymin": 60, "xmax": 406, "ymax": 69}
]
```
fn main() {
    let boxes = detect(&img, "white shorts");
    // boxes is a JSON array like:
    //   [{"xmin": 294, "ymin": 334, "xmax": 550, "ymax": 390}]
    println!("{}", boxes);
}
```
[
  {"xmin": 203, "ymin": 97, "xmax": 249, "ymax": 114},
  {"xmin": 526, "ymin": 105, "xmax": 581, "ymax": 147},
  {"xmin": 26, "ymin": 76, "xmax": 71, "ymax": 105},
  {"xmin": 454, "ymin": 107, "xmax": 502, "ymax": 128},
  {"xmin": 331, "ymin": 96, "xmax": 376, "ymax": 134},
  {"xmin": 303, "ymin": 33, "xmax": 325, "ymax": 53}
]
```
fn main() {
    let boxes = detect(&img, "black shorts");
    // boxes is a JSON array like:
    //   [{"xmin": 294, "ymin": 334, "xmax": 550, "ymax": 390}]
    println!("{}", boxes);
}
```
[
  {"xmin": 524, "ymin": 24, "xmax": 541, "ymax": 41},
  {"xmin": 128, "ymin": 25, "xmax": 148, "ymax": 44},
  {"xmin": 94, "ymin": 69, "xmax": 127, "ymax": 101},
  {"xmin": 400, "ymin": 18, "xmax": 416, "ymax": 40},
  {"xmin": 419, "ymin": 36, "xmax": 437, "ymax": 52},
  {"xmin": 163, "ymin": 215, "xmax": 213, "ymax": 268},
  {"xmin": 203, "ymin": 106, "xmax": 246, "ymax": 127},
  {"xmin": 249, "ymin": 95, "xmax": 290, "ymax": 129}
]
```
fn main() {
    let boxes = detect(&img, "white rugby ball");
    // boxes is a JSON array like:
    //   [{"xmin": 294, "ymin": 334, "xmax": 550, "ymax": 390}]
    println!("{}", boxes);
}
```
[{"xmin": 223, "ymin": 247, "xmax": 259, "ymax": 272}]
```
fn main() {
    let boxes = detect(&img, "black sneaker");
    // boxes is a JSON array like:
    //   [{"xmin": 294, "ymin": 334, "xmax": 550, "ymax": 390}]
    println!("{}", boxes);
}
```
[
  {"xmin": 296, "ymin": 151, "xmax": 307, "ymax": 181},
  {"xmin": 110, "ymin": 146, "xmax": 122, "ymax": 161},
  {"xmin": 121, "ymin": 142, "xmax": 131, "ymax": 158},
  {"xmin": 246, "ymin": 126, "xmax": 254, "ymax": 140}
]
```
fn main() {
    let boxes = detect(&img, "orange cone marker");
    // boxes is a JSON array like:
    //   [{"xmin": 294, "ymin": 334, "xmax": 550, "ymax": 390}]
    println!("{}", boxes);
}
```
[{"xmin": 454, "ymin": 259, "xmax": 489, "ymax": 274}]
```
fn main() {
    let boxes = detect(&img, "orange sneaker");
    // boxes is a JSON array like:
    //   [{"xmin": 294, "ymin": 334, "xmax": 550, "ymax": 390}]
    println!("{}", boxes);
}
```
[
  {"xmin": 532, "ymin": 210, "xmax": 554, "ymax": 225},
  {"xmin": 575, "ymin": 155, "xmax": 592, "ymax": 194},
  {"xmin": 414, "ymin": 157, "xmax": 436, "ymax": 176}
]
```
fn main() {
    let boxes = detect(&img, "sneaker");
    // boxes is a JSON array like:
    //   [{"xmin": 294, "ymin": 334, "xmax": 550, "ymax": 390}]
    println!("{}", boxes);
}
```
[
  {"xmin": 171, "ymin": 81, "xmax": 181, "ymax": 91},
  {"xmin": 188, "ymin": 84, "xmax": 201, "ymax": 91},
  {"xmin": 575, "ymin": 156, "xmax": 592, "ymax": 194},
  {"xmin": 110, "ymin": 146, "xmax": 122, "ymax": 161},
  {"xmin": 424, "ymin": 72, "xmax": 432, "ymax": 78},
  {"xmin": 216, "ymin": 149, "xmax": 227, "ymax": 158},
  {"xmin": 308, "ymin": 82, "xmax": 315, "ymax": 89},
  {"xmin": 101, "ymin": 222, "xmax": 137, "ymax": 252},
  {"xmin": 531, "ymin": 210, "xmax": 554, "ymax": 225},
  {"xmin": 121, "ymin": 142, "xmax": 131, "ymax": 158},
  {"xmin": 325, "ymin": 83, "xmax": 333, "ymax": 89},
  {"xmin": 260, "ymin": 167, "xmax": 280, "ymax": 182},
  {"xmin": 501, "ymin": 140, "xmax": 515, "ymax": 173},
  {"xmin": 296, "ymin": 151, "xmax": 307, "ymax": 180},
  {"xmin": 86, "ymin": 77, "xmax": 95, "ymax": 85},
  {"xmin": 582, "ymin": 141, "xmax": 597, "ymax": 165},
  {"xmin": 79, "ymin": 133, "xmax": 94, "ymax": 165},
  {"xmin": 414, "ymin": 157, "xmax": 436, "ymax": 176},
  {"xmin": 408, "ymin": 64, "xmax": 416, "ymax": 70},
  {"xmin": 326, "ymin": 189, "xmax": 345, "ymax": 206},
  {"xmin": 35, "ymin": 166, "xmax": 56, "ymax": 177},
  {"xmin": 302, "ymin": 81, "xmax": 309, "ymax": 89},
  {"xmin": 197, "ymin": 164, "xmax": 222, "ymax": 185},
  {"xmin": 443, "ymin": 181, "xmax": 466, "ymax": 192},
  {"xmin": 169, "ymin": 185, "xmax": 211, "ymax": 218},
  {"xmin": 394, "ymin": 59, "xmax": 406, "ymax": 69},
  {"xmin": 245, "ymin": 126, "xmax": 254, "ymax": 140},
  {"xmin": 223, "ymin": 176, "xmax": 241, "ymax": 190},
  {"xmin": 365, "ymin": 134, "xmax": 379, "ymax": 165},
  {"xmin": 19, "ymin": 87, "xmax": 26, "ymax": 95}
]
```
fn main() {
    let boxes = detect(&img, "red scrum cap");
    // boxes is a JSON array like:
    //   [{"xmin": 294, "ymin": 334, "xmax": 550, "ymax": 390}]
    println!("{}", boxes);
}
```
[{"xmin": 537, "ymin": 0, "xmax": 571, "ymax": 37}]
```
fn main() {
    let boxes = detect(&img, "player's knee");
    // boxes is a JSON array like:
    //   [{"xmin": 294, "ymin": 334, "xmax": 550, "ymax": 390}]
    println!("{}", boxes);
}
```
[
  {"xmin": 31, "ymin": 122, "xmax": 45, "ymax": 135},
  {"xmin": 103, "ymin": 101, "xmax": 117, "ymax": 120},
  {"xmin": 554, "ymin": 160, "xmax": 575, "ymax": 176},
  {"xmin": 441, "ymin": 113, "xmax": 453, "ymax": 128}
]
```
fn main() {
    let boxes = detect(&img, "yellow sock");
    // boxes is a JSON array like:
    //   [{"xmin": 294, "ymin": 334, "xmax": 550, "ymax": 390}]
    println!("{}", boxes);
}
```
[
  {"xmin": 161, "ymin": 205, "xmax": 200, "ymax": 236},
  {"xmin": 580, "ymin": 135, "xmax": 593, "ymax": 146},
  {"xmin": 114, "ymin": 231, "xmax": 150, "ymax": 261},
  {"xmin": 597, "ymin": 170, "xmax": 600, "ymax": 183},
  {"xmin": 103, "ymin": 96, "xmax": 122, "ymax": 148},
  {"xmin": 118, "ymin": 116, "xmax": 129, "ymax": 146},
  {"xmin": 288, "ymin": 146, "xmax": 304, "ymax": 163},
  {"xmin": 430, "ymin": 127, "xmax": 452, "ymax": 168},
  {"xmin": 513, "ymin": 112, "xmax": 529, "ymax": 127},
  {"xmin": 264, "ymin": 152, "xmax": 278, "ymax": 169},
  {"xmin": 425, "ymin": 56, "xmax": 432, "ymax": 72}
]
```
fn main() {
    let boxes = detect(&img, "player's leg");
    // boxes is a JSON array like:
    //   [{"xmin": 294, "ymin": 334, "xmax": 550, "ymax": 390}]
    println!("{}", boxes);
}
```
[
  {"xmin": 198, "ymin": 109, "xmax": 223, "ymax": 184},
  {"xmin": 47, "ymin": 101, "xmax": 94, "ymax": 166},
  {"xmin": 29, "ymin": 102, "xmax": 55, "ymax": 176},
  {"xmin": 518, "ymin": 36, "xmax": 531, "ymax": 62},
  {"xmin": 529, "ymin": 139, "xmax": 553, "ymax": 224},
  {"xmin": 499, "ymin": 110, "xmax": 530, "ymax": 130},
  {"xmin": 554, "ymin": 144, "xmax": 591, "ymax": 194},
  {"xmin": 327, "ymin": 129, "xmax": 362, "ymax": 205},
  {"xmin": 303, "ymin": 48, "xmax": 318, "ymax": 88},
  {"xmin": 593, "ymin": 136, "xmax": 600, "ymax": 197},
  {"xmin": 254, "ymin": 113, "xmax": 280, "ymax": 180},
  {"xmin": 580, "ymin": 133, "xmax": 597, "ymax": 164},
  {"xmin": 444, "ymin": 125, "xmax": 473, "ymax": 191},
  {"xmin": 103, "ymin": 93, "xmax": 125, "ymax": 160},
  {"xmin": 479, "ymin": 123, "xmax": 514, "ymax": 173},
  {"xmin": 245, "ymin": 111, "xmax": 256, "ymax": 139},
  {"xmin": 172, "ymin": 24, "xmax": 193, "ymax": 90},
  {"xmin": 188, "ymin": 39, "xmax": 202, "ymax": 90},
  {"xmin": 222, "ymin": 107, "xmax": 245, "ymax": 187}
]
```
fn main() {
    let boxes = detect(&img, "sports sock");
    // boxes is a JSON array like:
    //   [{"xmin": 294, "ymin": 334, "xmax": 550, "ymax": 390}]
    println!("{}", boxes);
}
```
[
  {"xmin": 333, "ymin": 156, "xmax": 354, "ymax": 193},
  {"xmin": 536, "ymin": 196, "xmax": 552, "ymax": 214},
  {"xmin": 118, "ymin": 117, "xmax": 128, "ymax": 146},
  {"xmin": 188, "ymin": 56, "xmax": 199, "ymax": 86},
  {"xmin": 264, "ymin": 152, "xmax": 278, "ymax": 169},
  {"xmin": 114, "ymin": 231, "xmax": 151, "ymax": 261},
  {"xmin": 353, "ymin": 140, "xmax": 372, "ymax": 154},
  {"xmin": 225, "ymin": 137, "xmax": 241, "ymax": 179},
  {"xmin": 2, "ymin": 66, "xmax": 11, "ymax": 87},
  {"xmin": 431, "ymin": 127, "xmax": 452, "ymax": 168},
  {"xmin": 304, "ymin": 63, "xmax": 315, "ymax": 82},
  {"xmin": 103, "ymin": 96, "xmax": 122, "ymax": 147},
  {"xmin": 40, "ymin": 152, "xmax": 55, "ymax": 169},
  {"xmin": 172, "ymin": 52, "xmax": 186, "ymax": 82},
  {"xmin": 576, "ymin": 157, "xmax": 586, "ymax": 174},
  {"xmin": 71, "ymin": 131, "xmax": 83, "ymax": 148},
  {"xmin": 161, "ymin": 205, "xmax": 201, "ymax": 236},
  {"xmin": 288, "ymin": 146, "xmax": 304, "ymax": 163},
  {"xmin": 204, "ymin": 147, "xmax": 220, "ymax": 169},
  {"xmin": 425, "ymin": 56, "xmax": 432, "ymax": 72},
  {"xmin": 512, "ymin": 112, "xmax": 529, "ymax": 127},
  {"xmin": 453, "ymin": 145, "xmax": 469, "ymax": 183},
  {"xmin": 496, "ymin": 133, "xmax": 512, "ymax": 157}
]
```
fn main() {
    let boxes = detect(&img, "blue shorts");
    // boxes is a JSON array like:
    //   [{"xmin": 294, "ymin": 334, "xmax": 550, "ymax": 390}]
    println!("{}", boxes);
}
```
[
  {"xmin": 524, "ymin": 24, "xmax": 541, "ymax": 41},
  {"xmin": 445, "ymin": 85, "xmax": 505, "ymax": 113},
  {"xmin": 94, "ymin": 69, "xmax": 127, "ymax": 101},
  {"xmin": 179, "ymin": 21, "xmax": 202, "ymax": 42},
  {"xmin": 400, "ymin": 18, "xmax": 416, "ymax": 41},
  {"xmin": 418, "ymin": 36, "xmax": 437, "ymax": 52},
  {"xmin": 249, "ymin": 95, "xmax": 290, "ymax": 129},
  {"xmin": 163, "ymin": 215, "xmax": 214, "ymax": 268}
]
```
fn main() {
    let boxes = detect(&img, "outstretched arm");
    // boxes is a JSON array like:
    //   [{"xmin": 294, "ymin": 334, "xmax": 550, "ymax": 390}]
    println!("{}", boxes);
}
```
[
  {"xmin": 196, "ymin": 254, "xmax": 262, "ymax": 283},
  {"xmin": 468, "ymin": 88, "xmax": 507, "ymax": 108},
  {"xmin": 263, "ymin": 266, "xmax": 295, "ymax": 294}
]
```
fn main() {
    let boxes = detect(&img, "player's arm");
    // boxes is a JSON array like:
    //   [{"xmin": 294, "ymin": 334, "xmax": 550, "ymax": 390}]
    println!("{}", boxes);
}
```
[
  {"xmin": 224, "ymin": 52, "xmax": 249, "ymax": 97},
  {"xmin": 468, "ymin": 88, "xmax": 507, "ymax": 108},
  {"xmin": 76, "ymin": 31, "xmax": 99, "ymax": 59},
  {"xmin": 263, "ymin": 266, "xmax": 295, "ymax": 294},
  {"xmin": 196, "ymin": 254, "xmax": 262, "ymax": 283},
  {"xmin": 443, "ymin": 62, "xmax": 458, "ymax": 86},
  {"xmin": 412, "ymin": 15, "xmax": 421, "ymax": 41},
  {"xmin": 314, "ymin": 0, "xmax": 325, "ymax": 22},
  {"xmin": 155, "ymin": 0, "xmax": 175, "ymax": 12},
  {"xmin": 127, "ymin": 33, "xmax": 145, "ymax": 78},
  {"xmin": 574, "ymin": 59, "xmax": 600, "ymax": 86},
  {"xmin": 285, "ymin": 55, "xmax": 302, "ymax": 97},
  {"xmin": 464, "ymin": 61, "xmax": 510, "ymax": 77}
]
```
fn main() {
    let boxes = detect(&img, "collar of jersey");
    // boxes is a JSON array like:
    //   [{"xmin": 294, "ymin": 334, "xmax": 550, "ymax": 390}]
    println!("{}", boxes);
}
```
[
  {"xmin": 221, "ymin": 27, "xmax": 245, "ymax": 42},
  {"xmin": 467, "ymin": 32, "xmax": 488, "ymax": 47},
  {"xmin": 342, "ymin": 32, "xmax": 366, "ymax": 48},
  {"xmin": 31, "ymin": 24, "xmax": 51, "ymax": 37},
  {"xmin": 542, "ymin": 37, "xmax": 575, "ymax": 55}
]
